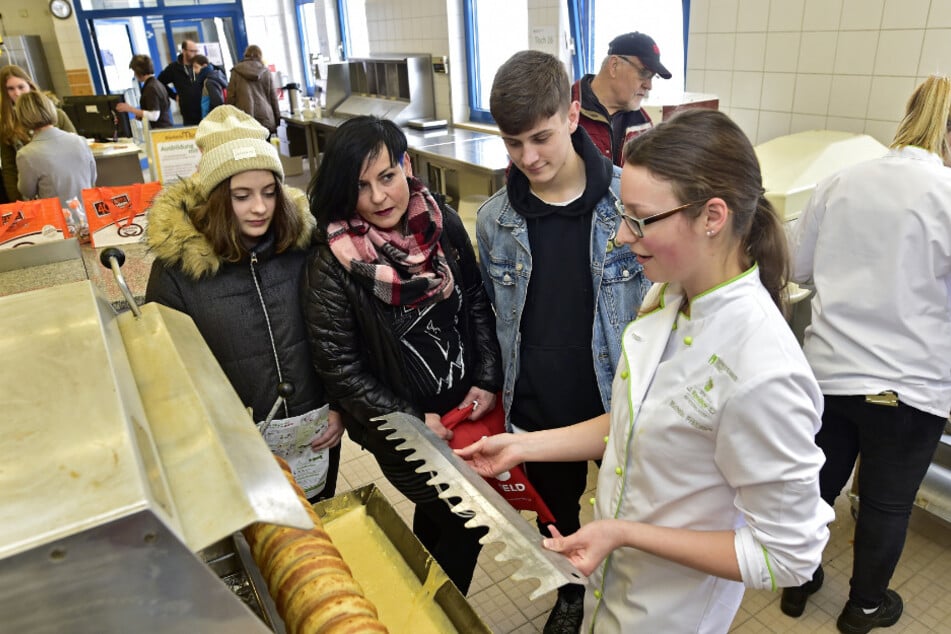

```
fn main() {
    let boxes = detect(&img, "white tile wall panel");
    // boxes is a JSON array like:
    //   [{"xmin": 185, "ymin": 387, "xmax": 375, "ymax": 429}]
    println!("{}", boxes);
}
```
[
  {"xmin": 798, "ymin": 31, "xmax": 838, "ymax": 74},
  {"xmin": 873, "ymin": 30, "xmax": 925, "ymax": 76},
  {"xmin": 840, "ymin": 0, "xmax": 885, "ymax": 30},
  {"xmin": 827, "ymin": 74, "xmax": 872, "ymax": 118},
  {"xmin": 832, "ymin": 30, "xmax": 879, "ymax": 75},
  {"xmin": 792, "ymin": 73, "xmax": 833, "ymax": 115},
  {"xmin": 768, "ymin": 0, "xmax": 806, "ymax": 32}
]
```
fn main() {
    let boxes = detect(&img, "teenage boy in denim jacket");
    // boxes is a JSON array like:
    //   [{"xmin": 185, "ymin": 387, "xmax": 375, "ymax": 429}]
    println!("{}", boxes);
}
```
[{"xmin": 476, "ymin": 50, "xmax": 649, "ymax": 633}]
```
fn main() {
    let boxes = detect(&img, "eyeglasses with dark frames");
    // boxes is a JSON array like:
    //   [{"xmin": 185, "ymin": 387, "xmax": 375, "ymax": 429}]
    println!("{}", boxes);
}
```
[
  {"xmin": 615, "ymin": 55, "xmax": 657, "ymax": 81},
  {"xmin": 615, "ymin": 199, "xmax": 706, "ymax": 238}
]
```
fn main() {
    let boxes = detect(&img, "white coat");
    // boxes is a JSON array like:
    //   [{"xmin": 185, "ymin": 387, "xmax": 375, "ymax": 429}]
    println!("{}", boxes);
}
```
[
  {"xmin": 585, "ymin": 268, "xmax": 834, "ymax": 633},
  {"xmin": 790, "ymin": 146, "xmax": 951, "ymax": 417}
]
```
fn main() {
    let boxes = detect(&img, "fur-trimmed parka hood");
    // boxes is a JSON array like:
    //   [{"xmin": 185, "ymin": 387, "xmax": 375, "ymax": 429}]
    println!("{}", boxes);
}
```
[{"xmin": 146, "ymin": 174, "xmax": 314, "ymax": 280}]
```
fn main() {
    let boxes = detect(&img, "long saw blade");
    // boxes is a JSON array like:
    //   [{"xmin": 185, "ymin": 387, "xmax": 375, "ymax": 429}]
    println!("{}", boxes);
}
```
[{"xmin": 376, "ymin": 411, "xmax": 586, "ymax": 599}]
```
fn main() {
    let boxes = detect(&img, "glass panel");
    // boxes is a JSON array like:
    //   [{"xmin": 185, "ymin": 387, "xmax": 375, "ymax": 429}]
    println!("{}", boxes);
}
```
[
  {"xmin": 81, "ymin": 0, "xmax": 159, "ymax": 8},
  {"xmin": 340, "ymin": 0, "xmax": 369, "ymax": 58},
  {"xmin": 163, "ymin": 0, "xmax": 237, "ymax": 5},
  {"xmin": 93, "ymin": 20, "xmax": 136, "ymax": 93},
  {"xmin": 469, "ymin": 0, "xmax": 527, "ymax": 114},
  {"xmin": 80, "ymin": 0, "xmax": 236, "ymax": 6},
  {"xmin": 168, "ymin": 17, "xmax": 237, "ymax": 74}
]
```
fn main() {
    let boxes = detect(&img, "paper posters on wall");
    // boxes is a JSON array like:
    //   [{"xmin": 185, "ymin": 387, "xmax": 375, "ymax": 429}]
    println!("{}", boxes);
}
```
[{"xmin": 149, "ymin": 126, "xmax": 200, "ymax": 183}]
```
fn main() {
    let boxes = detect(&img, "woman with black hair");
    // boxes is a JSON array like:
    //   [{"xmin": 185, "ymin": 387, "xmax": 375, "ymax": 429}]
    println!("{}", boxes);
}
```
[{"xmin": 302, "ymin": 115, "xmax": 502, "ymax": 595}]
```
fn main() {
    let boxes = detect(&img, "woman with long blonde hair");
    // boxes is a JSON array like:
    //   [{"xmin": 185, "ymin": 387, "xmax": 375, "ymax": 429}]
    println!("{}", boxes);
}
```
[
  {"xmin": 0, "ymin": 64, "xmax": 76, "ymax": 202},
  {"xmin": 783, "ymin": 74, "xmax": 951, "ymax": 632}
]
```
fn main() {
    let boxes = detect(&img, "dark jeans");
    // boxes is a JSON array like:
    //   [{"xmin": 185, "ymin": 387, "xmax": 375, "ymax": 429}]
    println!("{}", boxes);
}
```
[
  {"xmin": 816, "ymin": 395, "xmax": 945, "ymax": 608},
  {"xmin": 524, "ymin": 459, "xmax": 589, "ymax": 538},
  {"xmin": 413, "ymin": 496, "xmax": 487, "ymax": 595}
]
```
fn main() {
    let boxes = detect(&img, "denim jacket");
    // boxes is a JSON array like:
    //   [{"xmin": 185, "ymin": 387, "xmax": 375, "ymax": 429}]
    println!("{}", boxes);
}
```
[{"xmin": 476, "ymin": 170, "xmax": 650, "ymax": 429}]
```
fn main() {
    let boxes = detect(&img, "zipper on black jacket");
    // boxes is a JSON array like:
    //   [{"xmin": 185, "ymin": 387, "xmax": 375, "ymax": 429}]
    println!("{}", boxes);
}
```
[{"xmin": 250, "ymin": 252, "xmax": 288, "ymax": 419}]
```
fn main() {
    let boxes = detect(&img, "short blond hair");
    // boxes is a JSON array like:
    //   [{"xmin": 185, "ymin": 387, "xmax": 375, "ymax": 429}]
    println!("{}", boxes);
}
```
[
  {"xmin": 14, "ymin": 90, "xmax": 56, "ymax": 131},
  {"xmin": 891, "ymin": 75, "xmax": 951, "ymax": 157}
]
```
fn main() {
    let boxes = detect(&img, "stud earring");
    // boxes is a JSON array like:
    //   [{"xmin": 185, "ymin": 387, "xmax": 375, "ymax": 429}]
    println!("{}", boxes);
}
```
[{"xmin": 706, "ymin": 230, "xmax": 714, "ymax": 237}]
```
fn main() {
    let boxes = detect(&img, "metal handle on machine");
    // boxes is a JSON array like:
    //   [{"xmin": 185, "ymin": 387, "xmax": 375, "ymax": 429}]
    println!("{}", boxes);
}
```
[
  {"xmin": 99, "ymin": 247, "xmax": 141, "ymax": 318},
  {"xmin": 259, "ymin": 382, "xmax": 295, "ymax": 435}
]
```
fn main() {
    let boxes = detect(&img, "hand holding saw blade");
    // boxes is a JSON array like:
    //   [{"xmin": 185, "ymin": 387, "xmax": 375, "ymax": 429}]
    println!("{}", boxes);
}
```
[{"xmin": 377, "ymin": 411, "xmax": 587, "ymax": 600}]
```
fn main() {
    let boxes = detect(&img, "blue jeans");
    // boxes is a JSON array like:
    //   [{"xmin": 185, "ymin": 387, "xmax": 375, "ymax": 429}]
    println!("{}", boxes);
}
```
[{"xmin": 816, "ymin": 395, "xmax": 946, "ymax": 608}]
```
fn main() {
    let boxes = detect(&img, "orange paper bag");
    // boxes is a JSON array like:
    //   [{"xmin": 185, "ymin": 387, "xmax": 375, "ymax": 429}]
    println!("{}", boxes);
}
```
[
  {"xmin": 82, "ymin": 182, "xmax": 161, "ymax": 248},
  {"xmin": 0, "ymin": 198, "xmax": 69, "ymax": 250}
]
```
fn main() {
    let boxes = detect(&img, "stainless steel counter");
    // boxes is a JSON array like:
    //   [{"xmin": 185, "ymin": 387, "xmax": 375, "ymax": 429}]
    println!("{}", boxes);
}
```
[{"xmin": 281, "ymin": 112, "xmax": 510, "ymax": 207}]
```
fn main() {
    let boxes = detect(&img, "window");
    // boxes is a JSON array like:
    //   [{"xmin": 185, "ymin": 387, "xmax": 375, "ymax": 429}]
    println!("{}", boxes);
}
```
[
  {"xmin": 463, "ymin": 0, "xmax": 528, "ymax": 123},
  {"xmin": 338, "ymin": 0, "xmax": 369, "ymax": 59}
]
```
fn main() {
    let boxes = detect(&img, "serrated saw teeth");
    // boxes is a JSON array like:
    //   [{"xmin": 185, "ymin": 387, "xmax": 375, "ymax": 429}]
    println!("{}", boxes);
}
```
[{"xmin": 375, "ymin": 412, "xmax": 587, "ymax": 600}]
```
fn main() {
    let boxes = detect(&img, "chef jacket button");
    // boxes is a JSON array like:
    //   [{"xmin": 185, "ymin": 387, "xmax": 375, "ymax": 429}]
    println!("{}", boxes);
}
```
[
  {"xmin": 603, "ymin": 435, "xmax": 609, "ymax": 444},
  {"xmin": 683, "ymin": 336, "xmax": 693, "ymax": 346},
  {"xmin": 589, "ymin": 497, "xmax": 596, "ymax": 506},
  {"xmin": 620, "ymin": 370, "xmax": 629, "ymax": 379},
  {"xmin": 622, "ymin": 269, "xmax": 630, "ymax": 278},
  {"xmin": 515, "ymin": 262, "xmax": 523, "ymax": 271},
  {"xmin": 615, "ymin": 466, "xmax": 623, "ymax": 476},
  {"xmin": 594, "ymin": 590, "xmax": 603, "ymax": 599}
]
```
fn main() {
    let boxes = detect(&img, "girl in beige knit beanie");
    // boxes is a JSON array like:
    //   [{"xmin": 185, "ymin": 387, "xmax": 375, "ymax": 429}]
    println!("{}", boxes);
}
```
[{"xmin": 144, "ymin": 104, "xmax": 343, "ymax": 503}]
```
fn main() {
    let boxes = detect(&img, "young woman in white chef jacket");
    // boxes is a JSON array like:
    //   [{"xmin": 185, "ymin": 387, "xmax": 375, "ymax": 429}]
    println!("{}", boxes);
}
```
[{"xmin": 457, "ymin": 108, "xmax": 834, "ymax": 633}]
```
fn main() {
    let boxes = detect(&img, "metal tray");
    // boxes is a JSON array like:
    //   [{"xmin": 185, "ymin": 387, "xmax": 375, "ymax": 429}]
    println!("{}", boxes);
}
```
[{"xmin": 314, "ymin": 484, "xmax": 491, "ymax": 634}]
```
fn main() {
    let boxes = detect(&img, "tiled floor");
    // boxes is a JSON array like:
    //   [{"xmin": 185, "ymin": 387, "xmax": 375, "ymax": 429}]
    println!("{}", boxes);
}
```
[
  {"xmin": 286, "ymin": 168, "xmax": 951, "ymax": 633},
  {"xmin": 334, "ymin": 433, "xmax": 951, "ymax": 633}
]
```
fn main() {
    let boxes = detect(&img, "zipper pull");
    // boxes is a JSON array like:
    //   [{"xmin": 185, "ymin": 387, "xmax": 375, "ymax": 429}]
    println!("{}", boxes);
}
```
[{"xmin": 250, "ymin": 252, "xmax": 258, "ymax": 266}]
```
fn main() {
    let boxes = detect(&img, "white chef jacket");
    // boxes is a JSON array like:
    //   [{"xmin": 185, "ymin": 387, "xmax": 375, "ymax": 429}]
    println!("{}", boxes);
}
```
[
  {"xmin": 790, "ymin": 146, "xmax": 951, "ymax": 417},
  {"xmin": 585, "ymin": 268, "xmax": 834, "ymax": 633}
]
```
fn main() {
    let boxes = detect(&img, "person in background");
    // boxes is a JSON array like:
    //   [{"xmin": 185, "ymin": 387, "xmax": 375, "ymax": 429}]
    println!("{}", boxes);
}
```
[
  {"xmin": 145, "ymin": 105, "xmax": 342, "ymax": 503},
  {"xmin": 477, "ymin": 50, "xmax": 649, "ymax": 633},
  {"xmin": 192, "ymin": 54, "xmax": 227, "ymax": 119},
  {"xmin": 303, "ymin": 115, "xmax": 502, "ymax": 595},
  {"xmin": 14, "ymin": 91, "xmax": 96, "ymax": 207},
  {"xmin": 157, "ymin": 39, "xmax": 203, "ymax": 125},
  {"xmin": 783, "ymin": 75, "xmax": 951, "ymax": 634},
  {"xmin": 573, "ymin": 31, "xmax": 671, "ymax": 166},
  {"xmin": 116, "ymin": 54, "xmax": 173, "ymax": 129},
  {"xmin": 460, "ymin": 108, "xmax": 833, "ymax": 632},
  {"xmin": 227, "ymin": 45, "xmax": 282, "ymax": 135},
  {"xmin": 0, "ymin": 64, "xmax": 76, "ymax": 203}
]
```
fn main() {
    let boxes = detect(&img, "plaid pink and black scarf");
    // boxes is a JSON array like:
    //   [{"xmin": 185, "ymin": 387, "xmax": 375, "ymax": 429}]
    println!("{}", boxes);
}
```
[{"xmin": 326, "ymin": 179, "xmax": 454, "ymax": 308}]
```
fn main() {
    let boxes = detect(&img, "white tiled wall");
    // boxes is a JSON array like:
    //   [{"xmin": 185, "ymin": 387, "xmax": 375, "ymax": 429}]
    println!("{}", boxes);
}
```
[
  {"xmin": 362, "ymin": 0, "xmax": 570, "ymax": 124},
  {"xmin": 688, "ymin": 0, "xmax": 951, "ymax": 145}
]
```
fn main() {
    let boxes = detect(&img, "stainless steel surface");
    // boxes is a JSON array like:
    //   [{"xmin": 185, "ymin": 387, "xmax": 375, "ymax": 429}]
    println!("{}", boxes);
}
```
[
  {"xmin": 2, "ymin": 35, "xmax": 53, "ymax": 92},
  {"xmin": 106, "ymin": 253, "xmax": 142, "ymax": 318},
  {"xmin": 402, "ymin": 126, "xmax": 488, "ymax": 149},
  {"xmin": 377, "ymin": 412, "xmax": 587, "ymax": 599},
  {"xmin": 315, "ymin": 484, "xmax": 491, "ymax": 633},
  {"xmin": 1, "ymin": 281, "xmax": 181, "ymax": 561},
  {"xmin": 117, "ymin": 302, "xmax": 314, "ymax": 551},
  {"xmin": 412, "ymin": 135, "xmax": 510, "ymax": 176},
  {"xmin": 0, "ymin": 237, "xmax": 82, "ymax": 272},
  {"xmin": 332, "ymin": 54, "xmax": 435, "ymax": 125},
  {"xmin": 0, "ymin": 511, "xmax": 269, "ymax": 634},
  {"xmin": 1, "ymin": 279, "xmax": 318, "ymax": 630}
]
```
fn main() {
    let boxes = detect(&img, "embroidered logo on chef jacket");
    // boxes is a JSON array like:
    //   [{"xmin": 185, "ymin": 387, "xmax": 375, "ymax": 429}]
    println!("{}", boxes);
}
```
[{"xmin": 667, "ymin": 352, "xmax": 740, "ymax": 432}]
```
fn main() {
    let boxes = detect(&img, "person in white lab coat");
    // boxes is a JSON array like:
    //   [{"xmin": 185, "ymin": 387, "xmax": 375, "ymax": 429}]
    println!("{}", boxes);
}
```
[
  {"xmin": 457, "ymin": 108, "xmax": 834, "ymax": 633},
  {"xmin": 783, "ymin": 75, "xmax": 951, "ymax": 634}
]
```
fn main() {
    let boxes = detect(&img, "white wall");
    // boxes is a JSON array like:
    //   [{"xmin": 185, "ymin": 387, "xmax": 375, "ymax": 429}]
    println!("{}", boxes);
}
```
[
  {"xmin": 0, "ymin": 0, "xmax": 70, "ymax": 97},
  {"xmin": 687, "ymin": 0, "xmax": 951, "ymax": 146},
  {"xmin": 361, "ymin": 0, "xmax": 570, "ymax": 123}
]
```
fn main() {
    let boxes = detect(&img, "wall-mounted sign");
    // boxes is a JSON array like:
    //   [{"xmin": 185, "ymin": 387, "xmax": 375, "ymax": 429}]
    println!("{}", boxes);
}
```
[{"xmin": 148, "ymin": 126, "xmax": 200, "ymax": 183}]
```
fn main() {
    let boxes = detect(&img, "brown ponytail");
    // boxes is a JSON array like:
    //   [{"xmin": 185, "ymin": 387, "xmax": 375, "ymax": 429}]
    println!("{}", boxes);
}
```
[
  {"xmin": 623, "ymin": 109, "xmax": 788, "ymax": 312},
  {"xmin": 743, "ymin": 195, "xmax": 789, "ymax": 313}
]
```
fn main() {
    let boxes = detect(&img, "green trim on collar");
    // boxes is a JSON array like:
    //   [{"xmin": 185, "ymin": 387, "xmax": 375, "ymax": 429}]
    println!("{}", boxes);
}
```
[{"xmin": 687, "ymin": 263, "xmax": 759, "ymax": 308}]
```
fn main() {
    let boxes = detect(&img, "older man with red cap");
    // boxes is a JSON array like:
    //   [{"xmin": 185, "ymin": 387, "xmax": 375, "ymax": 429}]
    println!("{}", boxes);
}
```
[{"xmin": 572, "ymin": 31, "xmax": 671, "ymax": 166}]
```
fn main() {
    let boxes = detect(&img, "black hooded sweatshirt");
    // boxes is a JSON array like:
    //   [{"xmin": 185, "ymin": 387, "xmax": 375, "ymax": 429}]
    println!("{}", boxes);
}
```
[{"xmin": 505, "ymin": 127, "xmax": 615, "ymax": 431}]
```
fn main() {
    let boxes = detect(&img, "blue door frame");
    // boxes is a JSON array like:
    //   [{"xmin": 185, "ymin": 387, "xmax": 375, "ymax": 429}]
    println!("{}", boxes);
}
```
[{"xmin": 75, "ymin": 2, "xmax": 247, "ymax": 95}]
